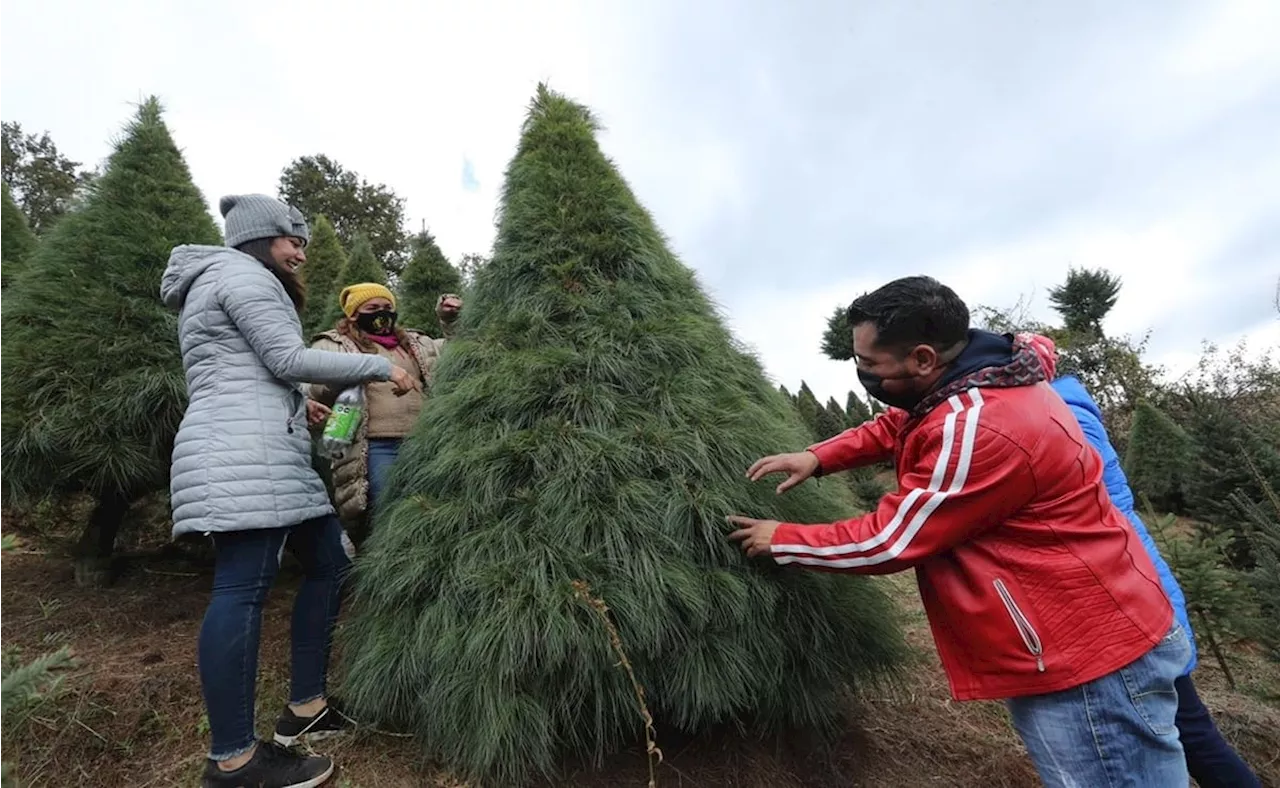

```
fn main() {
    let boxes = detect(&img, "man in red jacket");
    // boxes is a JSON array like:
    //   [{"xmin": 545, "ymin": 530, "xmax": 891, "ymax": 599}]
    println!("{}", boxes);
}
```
[{"xmin": 727, "ymin": 276, "xmax": 1190, "ymax": 788}]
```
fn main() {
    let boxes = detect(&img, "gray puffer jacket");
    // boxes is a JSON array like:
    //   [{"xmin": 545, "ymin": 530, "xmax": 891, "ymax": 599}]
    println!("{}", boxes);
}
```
[{"xmin": 160, "ymin": 245, "xmax": 393, "ymax": 538}]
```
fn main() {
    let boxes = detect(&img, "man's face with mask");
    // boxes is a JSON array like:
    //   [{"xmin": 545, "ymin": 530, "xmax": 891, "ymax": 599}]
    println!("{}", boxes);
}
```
[{"xmin": 851, "ymin": 322, "xmax": 952, "ymax": 412}]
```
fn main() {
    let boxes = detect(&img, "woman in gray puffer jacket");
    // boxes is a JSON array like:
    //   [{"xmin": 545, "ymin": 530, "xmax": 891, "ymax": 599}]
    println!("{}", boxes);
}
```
[{"xmin": 161, "ymin": 194, "xmax": 416, "ymax": 788}]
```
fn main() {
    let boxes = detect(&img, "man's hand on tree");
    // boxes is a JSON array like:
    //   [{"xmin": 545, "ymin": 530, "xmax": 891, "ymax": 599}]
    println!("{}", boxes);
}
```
[
  {"xmin": 726, "ymin": 515, "xmax": 782, "ymax": 558},
  {"xmin": 746, "ymin": 451, "xmax": 820, "ymax": 495}
]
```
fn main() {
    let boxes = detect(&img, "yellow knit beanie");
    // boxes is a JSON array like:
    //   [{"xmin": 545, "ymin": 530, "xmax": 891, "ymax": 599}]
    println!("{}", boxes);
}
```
[{"xmin": 339, "ymin": 283, "xmax": 396, "ymax": 317}]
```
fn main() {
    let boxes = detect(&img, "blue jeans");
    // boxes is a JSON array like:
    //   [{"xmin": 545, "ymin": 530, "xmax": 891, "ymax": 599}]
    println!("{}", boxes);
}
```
[
  {"xmin": 1175, "ymin": 674, "xmax": 1261, "ymax": 787},
  {"xmin": 198, "ymin": 514, "xmax": 351, "ymax": 760},
  {"xmin": 366, "ymin": 438, "xmax": 402, "ymax": 515},
  {"xmin": 1005, "ymin": 626, "xmax": 1191, "ymax": 788}
]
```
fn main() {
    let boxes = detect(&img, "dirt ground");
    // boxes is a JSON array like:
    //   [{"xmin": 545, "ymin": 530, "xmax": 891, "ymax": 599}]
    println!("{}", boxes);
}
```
[{"xmin": 2, "ymin": 532, "xmax": 1278, "ymax": 788}]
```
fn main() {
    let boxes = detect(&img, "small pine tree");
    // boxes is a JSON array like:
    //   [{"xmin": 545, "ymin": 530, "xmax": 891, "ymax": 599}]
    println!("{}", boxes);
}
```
[
  {"xmin": 818, "ymin": 397, "xmax": 848, "ymax": 440},
  {"xmin": 795, "ymin": 381, "xmax": 822, "ymax": 441},
  {"xmin": 1124, "ymin": 400, "xmax": 1195, "ymax": 513},
  {"xmin": 0, "ymin": 98, "xmax": 221, "ymax": 582},
  {"xmin": 778, "ymin": 384, "xmax": 792, "ymax": 401},
  {"xmin": 1, "ymin": 182, "xmax": 36, "ymax": 288},
  {"xmin": 340, "ymin": 232, "xmax": 387, "ymax": 285},
  {"xmin": 825, "ymin": 397, "xmax": 846, "ymax": 424},
  {"xmin": 1231, "ymin": 458, "xmax": 1280, "ymax": 662},
  {"xmin": 1, "ymin": 532, "xmax": 77, "ymax": 787},
  {"xmin": 339, "ymin": 85, "xmax": 903, "ymax": 786},
  {"xmin": 398, "ymin": 229, "xmax": 463, "ymax": 337},
  {"xmin": 298, "ymin": 214, "xmax": 347, "ymax": 338},
  {"xmin": 1146, "ymin": 507, "xmax": 1257, "ymax": 688},
  {"xmin": 1, "ymin": 644, "xmax": 75, "ymax": 787},
  {"xmin": 323, "ymin": 233, "xmax": 386, "ymax": 328},
  {"xmin": 1177, "ymin": 394, "xmax": 1280, "ymax": 566},
  {"xmin": 820, "ymin": 303, "xmax": 853, "ymax": 360},
  {"xmin": 845, "ymin": 390, "xmax": 872, "ymax": 426}
]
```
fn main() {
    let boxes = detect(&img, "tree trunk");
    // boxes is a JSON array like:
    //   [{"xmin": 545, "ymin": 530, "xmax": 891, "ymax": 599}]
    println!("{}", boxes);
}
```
[{"xmin": 73, "ymin": 489, "xmax": 131, "ymax": 587}]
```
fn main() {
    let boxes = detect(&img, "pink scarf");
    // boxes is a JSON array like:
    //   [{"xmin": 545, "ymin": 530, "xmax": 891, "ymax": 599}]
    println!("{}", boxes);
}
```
[{"xmin": 367, "ymin": 333, "xmax": 400, "ymax": 349}]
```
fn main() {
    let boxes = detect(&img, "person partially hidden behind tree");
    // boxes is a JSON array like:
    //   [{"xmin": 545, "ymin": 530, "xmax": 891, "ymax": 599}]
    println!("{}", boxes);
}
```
[
  {"xmin": 727, "ymin": 275, "xmax": 1190, "ymax": 787},
  {"xmin": 309, "ymin": 284, "xmax": 462, "ymax": 550},
  {"xmin": 1025, "ymin": 334, "xmax": 1262, "ymax": 788},
  {"xmin": 163, "ymin": 195, "xmax": 418, "ymax": 788}
]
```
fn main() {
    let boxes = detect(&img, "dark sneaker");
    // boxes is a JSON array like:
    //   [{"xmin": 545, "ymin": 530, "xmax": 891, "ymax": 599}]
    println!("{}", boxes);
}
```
[
  {"xmin": 273, "ymin": 701, "xmax": 353, "ymax": 747},
  {"xmin": 201, "ymin": 740, "xmax": 334, "ymax": 788}
]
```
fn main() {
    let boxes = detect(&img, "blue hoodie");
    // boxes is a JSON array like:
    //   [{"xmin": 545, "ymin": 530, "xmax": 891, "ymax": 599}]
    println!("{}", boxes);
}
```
[{"xmin": 1051, "ymin": 376, "xmax": 1197, "ymax": 673}]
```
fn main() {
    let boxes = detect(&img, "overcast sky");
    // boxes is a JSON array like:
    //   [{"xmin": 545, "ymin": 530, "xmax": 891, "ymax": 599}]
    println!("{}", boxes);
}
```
[{"xmin": 4, "ymin": 0, "xmax": 1277, "ymax": 405}]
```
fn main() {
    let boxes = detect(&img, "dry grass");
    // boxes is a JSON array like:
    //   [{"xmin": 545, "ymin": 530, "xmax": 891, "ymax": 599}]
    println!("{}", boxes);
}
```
[{"xmin": 2, "ymin": 531, "xmax": 1277, "ymax": 788}]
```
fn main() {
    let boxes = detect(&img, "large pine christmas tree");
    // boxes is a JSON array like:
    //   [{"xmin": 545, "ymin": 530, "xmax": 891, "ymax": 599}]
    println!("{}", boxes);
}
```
[
  {"xmin": 2, "ymin": 183, "xmax": 37, "ymax": 289},
  {"xmin": 398, "ymin": 229, "xmax": 462, "ymax": 337},
  {"xmin": 0, "ymin": 98, "xmax": 221, "ymax": 580},
  {"xmin": 339, "ymin": 86, "xmax": 902, "ymax": 786},
  {"xmin": 298, "ymin": 213, "xmax": 347, "ymax": 337}
]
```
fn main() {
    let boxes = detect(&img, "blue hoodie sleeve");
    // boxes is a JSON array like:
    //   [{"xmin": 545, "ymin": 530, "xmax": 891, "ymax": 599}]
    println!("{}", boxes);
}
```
[{"xmin": 1060, "ymin": 393, "xmax": 1198, "ymax": 674}]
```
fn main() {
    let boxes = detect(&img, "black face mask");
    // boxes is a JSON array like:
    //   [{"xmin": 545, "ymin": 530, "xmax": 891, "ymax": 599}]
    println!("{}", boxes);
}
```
[
  {"xmin": 356, "ymin": 309, "xmax": 398, "ymax": 336},
  {"xmin": 858, "ymin": 368, "xmax": 926, "ymax": 412}
]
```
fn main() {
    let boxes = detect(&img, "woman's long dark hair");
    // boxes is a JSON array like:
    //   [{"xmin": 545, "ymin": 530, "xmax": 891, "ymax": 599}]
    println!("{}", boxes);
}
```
[{"xmin": 235, "ymin": 238, "xmax": 306, "ymax": 311}]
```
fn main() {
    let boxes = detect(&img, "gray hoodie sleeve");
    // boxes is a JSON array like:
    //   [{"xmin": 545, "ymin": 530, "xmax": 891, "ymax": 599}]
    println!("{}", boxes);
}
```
[{"xmin": 219, "ymin": 266, "xmax": 393, "ymax": 386}]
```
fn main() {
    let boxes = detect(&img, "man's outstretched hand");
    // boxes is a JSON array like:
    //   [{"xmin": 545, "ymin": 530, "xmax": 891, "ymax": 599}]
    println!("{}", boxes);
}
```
[
  {"xmin": 747, "ymin": 451, "xmax": 820, "ymax": 495},
  {"xmin": 726, "ymin": 515, "xmax": 781, "ymax": 558}
]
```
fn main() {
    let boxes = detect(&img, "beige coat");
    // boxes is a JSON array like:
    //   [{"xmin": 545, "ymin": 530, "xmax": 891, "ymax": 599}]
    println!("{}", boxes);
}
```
[{"xmin": 310, "ymin": 329, "xmax": 445, "ymax": 525}]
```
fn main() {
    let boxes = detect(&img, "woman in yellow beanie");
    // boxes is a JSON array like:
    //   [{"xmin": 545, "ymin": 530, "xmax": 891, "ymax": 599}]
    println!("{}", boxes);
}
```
[{"xmin": 308, "ymin": 284, "xmax": 462, "ymax": 547}]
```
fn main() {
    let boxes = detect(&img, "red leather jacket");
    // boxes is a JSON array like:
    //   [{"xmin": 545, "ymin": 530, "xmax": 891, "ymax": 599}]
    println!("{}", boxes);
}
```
[{"xmin": 770, "ymin": 332, "xmax": 1172, "ymax": 701}]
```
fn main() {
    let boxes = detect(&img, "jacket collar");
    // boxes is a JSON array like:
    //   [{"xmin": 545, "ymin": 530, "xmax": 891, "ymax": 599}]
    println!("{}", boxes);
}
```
[{"xmin": 907, "ymin": 330, "xmax": 1048, "ymax": 420}]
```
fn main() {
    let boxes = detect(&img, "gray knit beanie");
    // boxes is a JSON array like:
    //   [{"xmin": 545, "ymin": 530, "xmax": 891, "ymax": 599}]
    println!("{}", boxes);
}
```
[{"xmin": 219, "ymin": 194, "xmax": 310, "ymax": 248}]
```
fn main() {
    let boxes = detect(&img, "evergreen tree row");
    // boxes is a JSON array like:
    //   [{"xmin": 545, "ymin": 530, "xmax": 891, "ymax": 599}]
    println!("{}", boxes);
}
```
[
  {"xmin": 777, "ymin": 382, "xmax": 888, "ymax": 509},
  {"xmin": 299, "ymin": 222, "xmax": 465, "ymax": 339},
  {"xmin": 780, "ymin": 380, "xmax": 879, "ymax": 443}
]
